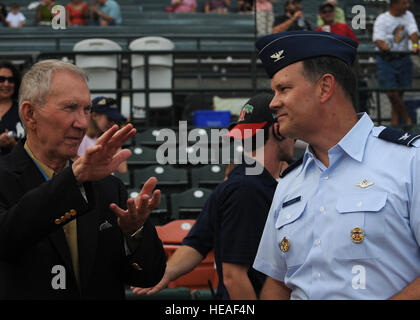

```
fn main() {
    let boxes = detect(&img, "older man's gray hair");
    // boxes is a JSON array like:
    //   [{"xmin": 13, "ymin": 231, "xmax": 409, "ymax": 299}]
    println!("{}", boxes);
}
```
[{"xmin": 18, "ymin": 59, "xmax": 88, "ymax": 108}]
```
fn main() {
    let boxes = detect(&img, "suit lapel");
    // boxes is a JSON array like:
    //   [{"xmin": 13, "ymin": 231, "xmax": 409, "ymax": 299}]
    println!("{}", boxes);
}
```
[
  {"xmin": 10, "ymin": 143, "xmax": 76, "ymax": 282},
  {"xmin": 77, "ymin": 182, "xmax": 99, "ymax": 292}
]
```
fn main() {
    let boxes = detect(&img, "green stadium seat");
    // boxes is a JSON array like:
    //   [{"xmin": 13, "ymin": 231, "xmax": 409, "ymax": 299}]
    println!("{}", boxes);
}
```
[
  {"xmin": 191, "ymin": 164, "xmax": 225, "ymax": 188},
  {"xmin": 133, "ymin": 165, "xmax": 189, "ymax": 194},
  {"xmin": 170, "ymin": 187, "xmax": 212, "ymax": 219}
]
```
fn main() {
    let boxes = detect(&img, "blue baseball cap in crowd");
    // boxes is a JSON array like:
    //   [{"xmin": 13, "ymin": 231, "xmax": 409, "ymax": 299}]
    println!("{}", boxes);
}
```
[
  {"xmin": 256, "ymin": 30, "xmax": 359, "ymax": 78},
  {"xmin": 91, "ymin": 96, "xmax": 126, "ymax": 123}
]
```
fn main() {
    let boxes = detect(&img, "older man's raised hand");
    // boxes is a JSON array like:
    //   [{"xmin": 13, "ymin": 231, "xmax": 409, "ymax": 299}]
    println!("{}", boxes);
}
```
[{"xmin": 72, "ymin": 123, "xmax": 136, "ymax": 184}]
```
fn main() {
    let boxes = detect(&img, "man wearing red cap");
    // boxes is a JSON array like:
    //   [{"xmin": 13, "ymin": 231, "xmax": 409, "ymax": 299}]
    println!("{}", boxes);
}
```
[{"xmin": 131, "ymin": 93, "xmax": 295, "ymax": 300}]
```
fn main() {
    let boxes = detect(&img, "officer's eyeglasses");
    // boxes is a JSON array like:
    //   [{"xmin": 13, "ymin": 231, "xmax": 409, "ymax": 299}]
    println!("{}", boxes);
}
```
[{"xmin": 0, "ymin": 76, "xmax": 15, "ymax": 83}]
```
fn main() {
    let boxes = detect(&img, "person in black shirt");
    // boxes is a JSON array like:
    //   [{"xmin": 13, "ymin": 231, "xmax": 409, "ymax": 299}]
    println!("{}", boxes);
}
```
[
  {"xmin": 272, "ymin": 0, "xmax": 311, "ymax": 33},
  {"xmin": 131, "ymin": 93, "xmax": 296, "ymax": 300},
  {"xmin": 0, "ymin": 60, "xmax": 24, "ymax": 155}
]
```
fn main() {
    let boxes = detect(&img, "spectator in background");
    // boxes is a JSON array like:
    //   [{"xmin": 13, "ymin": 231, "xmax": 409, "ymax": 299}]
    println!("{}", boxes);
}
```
[
  {"xmin": 77, "ymin": 96, "xmax": 127, "ymax": 174},
  {"xmin": 237, "ymin": 0, "xmax": 252, "ymax": 13},
  {"xmin": 256, "ymin": 0, "xmax": 275, "ymax": 36},
  {"xmin": 316, "ymin": 2, "xmax": 358, "ymax": 43},
  {"xmin": 168, "ymin": 0, "xmax": 196, "ymax": 13},
  {"xmin": 91, "ymin": 0, "xmax": 121, "ymax": 26},
  {"xmin": 66, "ymin": 0, "xmax": 89, "ymax": 26},
  {"xmin": 373, "ymin": 0, "xmax": 419, "ymax": 125},
  {"xmin": 316, "ymin": 0, "xmax": 345, "ymax": 27},
  {"xmin": 6, "ymin": 3, "xmax": 25, "ymax": 28},
  {"xmin": 0, "ymin": 60, "xmax": 24, "ymax": 156},
  {"xmin": 272, "ymin": 0, "xmax": 311, "ymax": 33},
  {"xmin": 35, "ymin": 0, "xmax": 59, "ymax": 25},
  {"xmin": 205, "ymin": 0, "xmax": 231, "ymax": 13},
  {"xmin": 0, "ymin": 2, "xmax": 8, "ymax": 26}
]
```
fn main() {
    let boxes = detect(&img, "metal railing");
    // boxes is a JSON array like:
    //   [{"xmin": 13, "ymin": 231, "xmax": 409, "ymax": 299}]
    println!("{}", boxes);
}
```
[{"xmin": 7, "ymin": 48, "xmax": 420, "ymax": 127}]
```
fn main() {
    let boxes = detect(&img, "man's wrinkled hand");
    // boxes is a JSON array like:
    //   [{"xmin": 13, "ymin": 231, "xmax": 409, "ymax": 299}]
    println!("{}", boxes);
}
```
[
  {"xmin": 72, "ymin": 123, "xmax": 136, "ymax": 184},
  {"xmin": 110, "ymin": 177, "xmax": 161, "ymax": 234}
]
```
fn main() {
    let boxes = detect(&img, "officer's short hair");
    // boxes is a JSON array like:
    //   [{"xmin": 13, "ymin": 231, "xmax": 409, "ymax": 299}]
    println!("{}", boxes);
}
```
[{"xmin": 301, "ymin": 56, "xmax": 357, "ymax": 106}]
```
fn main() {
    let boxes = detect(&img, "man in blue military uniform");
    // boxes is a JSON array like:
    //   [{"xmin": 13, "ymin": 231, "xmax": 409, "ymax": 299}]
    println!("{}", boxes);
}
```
[
  {"xmin": 253, "ymin": 30, "xmax": 420, "ymax": 300},
  {"xmin": 131, "ymin": 93, "xmax": 295, "ymax": 299}
]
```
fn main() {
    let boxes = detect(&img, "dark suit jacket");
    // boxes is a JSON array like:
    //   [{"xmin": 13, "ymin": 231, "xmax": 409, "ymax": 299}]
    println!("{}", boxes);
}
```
[{"xmin": 0, "ymin": 142, "xmax": 166, "ymax": 299}]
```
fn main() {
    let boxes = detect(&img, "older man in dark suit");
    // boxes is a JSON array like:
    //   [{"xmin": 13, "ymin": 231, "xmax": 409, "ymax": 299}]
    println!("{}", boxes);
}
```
[{"xmin": 0, "ymin": 59, "xmax": 166, "ymax": 299}]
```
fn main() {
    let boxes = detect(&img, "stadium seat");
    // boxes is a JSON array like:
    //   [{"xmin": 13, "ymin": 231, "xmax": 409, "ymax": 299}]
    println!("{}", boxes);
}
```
[
  {"xmin": 133, "ymin": 165, "xmax": 188, "ymax": 194},
  {"xmin": 170, "ymin": 187, "xmax": 212, "ymax": 220},
  {"xmin": 129, "ymin": 36, "xmax": 175, "ymax": 119},
  {"xmin": 73, "ymin": 38, "xmax": 122, "ymax": 100},
  {"xmin": 126, "ymin": 145, "xmax": 159, "ymax": 167},
  {"xmin": 134, "ymin": 127, "xmax": 178, "ymax": 146},
  {"xmin": 191, "ymin": 164, "xmax": 225, "ymax": 188},
  {"xmin": 155, "ymin": 219, "xmax": 218, "ymax": 292}
]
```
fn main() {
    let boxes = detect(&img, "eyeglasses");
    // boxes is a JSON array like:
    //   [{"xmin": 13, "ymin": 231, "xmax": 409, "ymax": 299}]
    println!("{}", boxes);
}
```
[{"xmin": 0, "ymin": 76, "xmax": 15, "ymax": 83}]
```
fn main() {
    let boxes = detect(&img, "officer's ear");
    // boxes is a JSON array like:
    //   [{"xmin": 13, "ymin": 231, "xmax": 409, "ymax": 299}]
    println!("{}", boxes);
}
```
[
  {"xmin": 19, "ymin": 101, "xmax": 37, "ymax": 131},
  {"xmin": 272, "ymin": 122, "xmax": 285, "ymax": 142},
  {"xmin": 318, "ymin": 73, "xmax": 335, "ymax": 104}
]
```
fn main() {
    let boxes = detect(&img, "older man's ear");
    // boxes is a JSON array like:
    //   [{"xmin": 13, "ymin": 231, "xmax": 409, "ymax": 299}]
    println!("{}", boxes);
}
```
[{"xmin": 19, "ymin": 102, "xmax": 36, "ymax": 131}]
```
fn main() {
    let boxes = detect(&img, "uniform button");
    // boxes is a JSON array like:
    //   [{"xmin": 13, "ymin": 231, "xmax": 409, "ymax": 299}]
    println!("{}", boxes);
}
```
[
  {"xmin": 65, "ymin": 212, "xmax": 72, "ymax": 219},
  {"xmin": 54, "ymin": 218, "xmax": 61, "ymax": 225},
  {"xmin": 317, "ymin": 273, "xmax": 321, "ymax": 279},
  {"xmin": 315, "ymin": 239, "xmax": 321, "ymax": 246},
  {"xmin": 60, "ymin": 216, "xmax": 66, "ymax": 222},
  {"xmin": 320, "ymin": 206, "xmax": 325, "ymax": 212},
  {"xmin": 131, "ymin": 263, "xmax": 143, "ymax": 271},
  {"xmin": 357, "ymin": 201, "xmax": 362, "ymax": 207},
  {"xmin": 324, "ymin": 176, "xmax": 329, "ymax": 180},
  {"xmin": 70, "ymin": 209, "xmax": 77, "ymax": 216},
  {"xmin": 286, "ymin": 214, "xmax": 291, "ymax": 220}
]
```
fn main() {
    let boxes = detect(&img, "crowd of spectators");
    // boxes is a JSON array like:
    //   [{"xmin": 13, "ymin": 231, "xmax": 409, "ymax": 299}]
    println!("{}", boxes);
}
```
[{"xmin": 0, "ymin": 0, "xmax": 122, "ymax": 27}]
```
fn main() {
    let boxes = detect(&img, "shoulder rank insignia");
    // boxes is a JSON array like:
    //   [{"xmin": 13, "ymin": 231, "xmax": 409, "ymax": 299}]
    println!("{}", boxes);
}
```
[{"xmin": 378, "ymin": 127, "xmax": 420, "ymax": 147}]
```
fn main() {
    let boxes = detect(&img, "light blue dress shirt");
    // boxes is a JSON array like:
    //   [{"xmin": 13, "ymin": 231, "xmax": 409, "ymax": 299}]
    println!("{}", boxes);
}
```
[{"xmin": 253, "ymin": 113, "xmax": 420, "ymax": 299}]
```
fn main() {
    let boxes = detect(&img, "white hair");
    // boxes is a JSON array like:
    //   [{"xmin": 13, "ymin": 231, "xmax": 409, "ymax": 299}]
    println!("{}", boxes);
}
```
[{"xmin": 18, "ymin": 59, "xmax": 88, "ymax": 107}]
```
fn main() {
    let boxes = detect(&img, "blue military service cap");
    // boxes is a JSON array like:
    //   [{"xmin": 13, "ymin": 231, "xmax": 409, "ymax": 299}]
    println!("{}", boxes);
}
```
[{"xmin": 256, "ymin": 30, "xmax": 359, "ymax": 78}]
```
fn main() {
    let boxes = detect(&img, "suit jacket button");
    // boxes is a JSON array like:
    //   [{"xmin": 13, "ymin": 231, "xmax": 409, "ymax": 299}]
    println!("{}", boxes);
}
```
[{"xmin": 132, "ymin": 263, "xmax": 143, "ymax": 271}]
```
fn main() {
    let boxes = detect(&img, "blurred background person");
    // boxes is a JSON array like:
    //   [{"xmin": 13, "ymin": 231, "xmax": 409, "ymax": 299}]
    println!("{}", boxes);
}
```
[
  {"xmin": 0, "ymin": 60, "xmax": 24, "ymax": 156},
  {"xmin": 77, "ymin": 96, "xmax": 127, "ymax": 173},
  {"xmin": 66, "ymin": 0, "xmax": 90, "ymax": 26},
  {"xmin": 256, "ymin": 0, "xmax": 275, "ymax": 36},
  {"xmin": 91, "ymin": 0, "xmax": 122, "ymax": 26},
  {"xmin": 272, "ymin": 0, "xmax": 311, "ymax": 33},
  {"xmin": 205, "ymin": 0, "xmax": 231, "ymax": 13},
  {"xmin": 5, "ymin": 3, "xmax": 25, "ymax": 28},
  {"xmin": 35, "ymin": 0, "xmax": 59, "ymax": 26},
  {"xmin": 237, "ymin": 0, "xmax": 252, "ymax": 13},
  {"xmin": 315, "ymin": 1, "xmax": 358, "ymax": 43},
  {"xmin": 167, "ymin": 0, "xmax": 197, "ymax": 12},
  {"xmin": 373, "ymin": 0, "xmax": 419, "ymax": 125},
  {"xmin": 0, "ymin": 2, "xmax": 8, "ymax": 26},
  {"xmin": 316, "ymin": 0, "xmax": 345, "ymax": 27}
]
